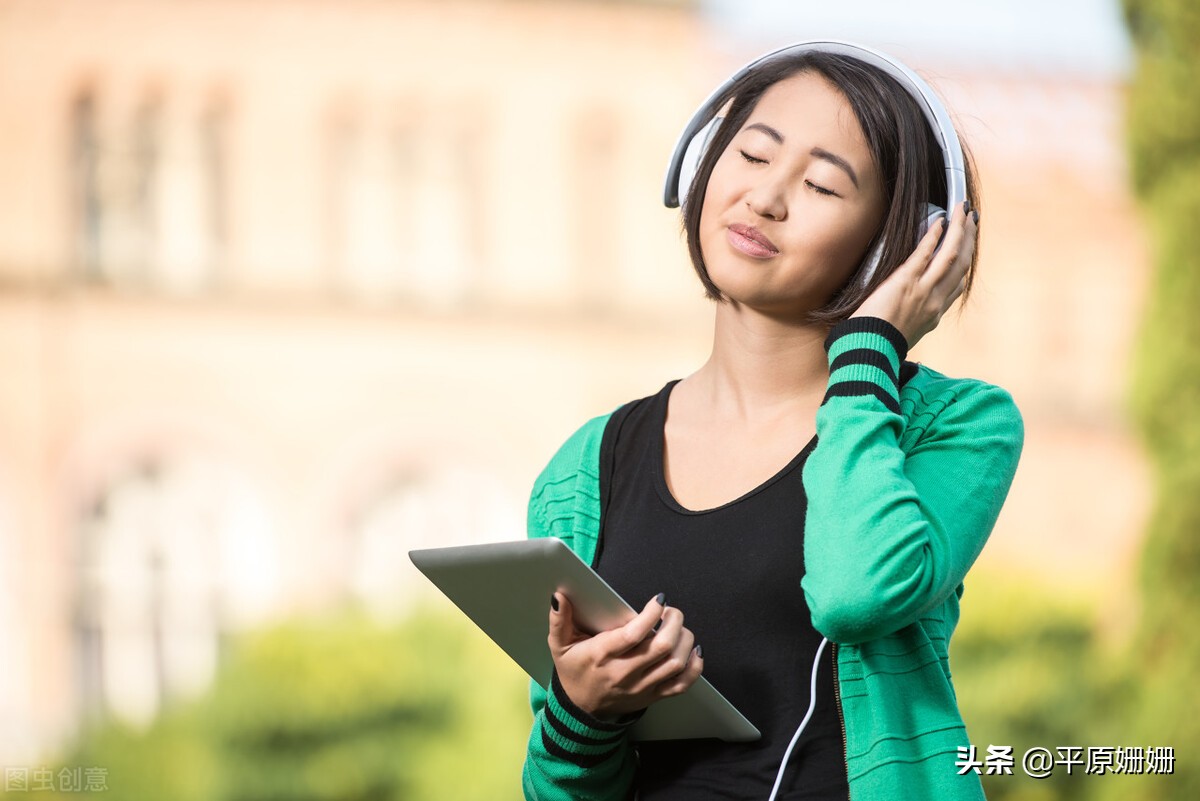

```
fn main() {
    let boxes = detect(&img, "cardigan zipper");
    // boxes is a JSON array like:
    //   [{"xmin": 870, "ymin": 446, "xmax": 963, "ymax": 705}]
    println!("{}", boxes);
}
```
[{"xmin": 832, "ymin": 642, "xmax": 850, "ymax": 800}]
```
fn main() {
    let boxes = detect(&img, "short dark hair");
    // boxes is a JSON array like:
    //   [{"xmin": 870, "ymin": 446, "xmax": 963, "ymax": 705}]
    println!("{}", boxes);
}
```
[{"xmin": 680, "ymin": 51, "xmax": 980, "ymax": 325}]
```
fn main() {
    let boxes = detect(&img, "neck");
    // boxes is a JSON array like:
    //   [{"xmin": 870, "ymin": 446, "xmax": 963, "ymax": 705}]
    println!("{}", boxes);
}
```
[{"xmin": 688, "ymin": 300, "xmax": 831, "ymax": 422}]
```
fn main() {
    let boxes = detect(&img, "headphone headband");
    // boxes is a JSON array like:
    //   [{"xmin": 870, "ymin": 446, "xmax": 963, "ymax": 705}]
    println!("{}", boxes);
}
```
[{"xmin": 662, "ymin": 39, "xmax": 966, "ymax": 212}]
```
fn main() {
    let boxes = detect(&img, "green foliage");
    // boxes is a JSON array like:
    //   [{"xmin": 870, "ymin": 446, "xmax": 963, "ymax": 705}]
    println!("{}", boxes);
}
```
[
  {"xmin": 951, "ymin": 575, "xmax": 1129, "ymax": 801},
  {"xmin": 206, "ymin": 610, "xmax": 456, "ymax": 801},
  {"xmin": 18, "ymin": 706, "xmax": 220, "ymax": 801},
  {"xmin": 27, "ymin": 606, "xmax": 530, "ymax": 801},
  {"xmin": 1122, "ymin": 0, "xmax": 1200, "ymax": 198},
  {"xmin": 1128, "ymin": 171, "xmax": 1200, "ymax": 467},
  {"xmin": 1119, "ymin": 0, "xmax": 1200, "ymax": 798}
]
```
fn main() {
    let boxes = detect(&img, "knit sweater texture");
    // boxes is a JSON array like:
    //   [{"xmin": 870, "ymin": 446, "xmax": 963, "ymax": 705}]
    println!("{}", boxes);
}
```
[{"xmin": 521, "ymin": 317, "xmax": 1025, "ymax": 800}]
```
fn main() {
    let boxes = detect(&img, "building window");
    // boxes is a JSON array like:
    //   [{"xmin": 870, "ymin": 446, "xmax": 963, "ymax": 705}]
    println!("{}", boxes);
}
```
[
  {"xmin": 410, "ymin": 103, "xmax": 487, "ymax": 308},
  {"xmin": 324, "ymin": 95, "xmax": 487, "ymax": 309},
  {"xmin": 570, "ymin": 105, "xmax": 620, "ymax": 310},
  {"xmin": 69, "ymin": 90, "xmax": 104, "ymax": 280},
  {"xmin": 345, "ymin": 466, "xmax": 521, "ymax": 618},
  {"xmin": 152, "ymin": 95, "xmax": 228, "ymax": 295},
  {"xmin": 200, "ymin": 99, "xmax": 230, "ymax": 288},
  {"xmin": 69, "ymin": 90, "xmax": 158, "ymax": 287},
  {"xmin": 0, "ymin": 499, "xmax": 32, "ymax": 759},
  {"xmin": 69, "ymin": 86, "xmax": 228, "ymax": 294},
  {"xmin": 327, "ymin": 101, "xmax": 408, "ymax": 305},
  {"xmin": 74, "ymin": 454, "xmax": 278, "ymax": 726}
]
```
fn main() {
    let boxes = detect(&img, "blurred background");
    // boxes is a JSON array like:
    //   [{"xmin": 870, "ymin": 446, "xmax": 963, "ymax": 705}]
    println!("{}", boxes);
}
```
[{"xmin": 0, "ymin": 0, "xmax": 1194, "ymax": 798}]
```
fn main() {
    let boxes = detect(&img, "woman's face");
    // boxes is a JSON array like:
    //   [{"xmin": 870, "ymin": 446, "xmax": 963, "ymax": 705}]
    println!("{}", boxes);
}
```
[{"xmin": 699, "ymin": 70, "xmax": 887, "ymax": 317}]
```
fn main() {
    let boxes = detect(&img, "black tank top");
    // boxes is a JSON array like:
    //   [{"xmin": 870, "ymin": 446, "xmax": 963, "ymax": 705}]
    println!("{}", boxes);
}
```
[{"xmin": 594, "ymin": 379, "xmax": 849, "ymax": 800}]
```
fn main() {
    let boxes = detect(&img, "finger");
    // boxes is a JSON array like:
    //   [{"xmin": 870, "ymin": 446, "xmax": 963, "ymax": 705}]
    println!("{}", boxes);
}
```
[
  {"xmin": 923, "ymin": 200, "xmax": 973, "ymax": 287},
  {"xmin": 632, "ymin": 606, "xmax": 685, "ymax": 673},
  {"xmin": 547, "ymin": 591, "xmax": 580, "ymax": 655},
  {"xmin": 595, "ymin": 592, "xmax": 667, "ymax": 656},
  {"xmin": 900, "ymin": 214, "xmax": 947, "ymax": 276},
  {"xmin": 933, "ymin": 207, "xmax": 978, "ymax": 302},
  {"xmin": 656, "ymin": 645, "xmax": 705, "ymax": 698},
  {"xmin": 650, "ymin": 605, "xmax": 685, "ymax": 648},
  {"xmin": 943, "ymin": 224, "xmax": 975, "ymax": 304},
  {"xmin": 636, "ymin": 616, "xmax": 695, "ymax": 690},
  {"xmin": 944, "ymin": 276, "xmax": 967, "ymax": 308}
]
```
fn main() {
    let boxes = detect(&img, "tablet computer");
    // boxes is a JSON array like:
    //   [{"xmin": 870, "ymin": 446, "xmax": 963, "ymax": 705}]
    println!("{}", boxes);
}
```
[{"xmin": 409, "ymin": 537, "xmax": 760, "ymax": 742}]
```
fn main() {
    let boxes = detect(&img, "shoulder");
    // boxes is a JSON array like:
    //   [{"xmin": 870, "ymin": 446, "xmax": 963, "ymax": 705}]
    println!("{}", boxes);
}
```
[
  {"xmin": 899, "ymin": 362, "xmax": 1024, "ymax": 451},
  {"xmin": 532, "ymin": 412, "xmax": 612, "ymax": 494},
  {"xmin": 526, "ymin": 412, "xmax": 613, "ymax": 550},
  {"xmin": 535, "ymin": 383, "xmax": 674, "ymax": 481},
  {"xmin": 526, "ymin": 387, "xmax": 669, "ymax": 558},
  {"xmin": 901, "ymin": 362, "xmax": 1022, "ymax": 421}
]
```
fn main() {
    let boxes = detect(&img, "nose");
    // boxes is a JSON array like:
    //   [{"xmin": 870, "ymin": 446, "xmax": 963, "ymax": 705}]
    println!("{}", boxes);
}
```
[{"xmin": 744, "ymin": 172, "xmax": 788, "ymax": 222}]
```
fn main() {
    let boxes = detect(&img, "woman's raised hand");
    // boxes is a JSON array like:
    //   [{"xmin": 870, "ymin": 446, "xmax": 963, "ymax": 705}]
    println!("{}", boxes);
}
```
[
  {"xmin": 548, "ymin": 591, "xmax": 704, "ymax": 720},
  {"xmin": 851, "ymin": 200, "xmax": 979, "ymax": 349}
]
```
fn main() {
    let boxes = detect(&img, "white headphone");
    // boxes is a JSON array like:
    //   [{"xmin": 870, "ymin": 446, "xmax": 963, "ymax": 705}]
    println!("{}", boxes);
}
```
[{"xmin": 662, "ymin": 40, "xmax": 967, "ymax": 283}]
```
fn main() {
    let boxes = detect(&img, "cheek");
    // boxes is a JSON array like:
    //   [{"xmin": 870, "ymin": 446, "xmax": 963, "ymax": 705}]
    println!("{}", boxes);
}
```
[
  {"xmin": 827, "ymin": 203, "xmax": 884, "ymax": 257},
  {"xmin": 699, "ymin": 149, "xmax": 744, "ymax": 212},
  {"xmin": 800, "ymin": 209, "xmax": 883, "ymax": 286},
  {"xmin": 696, "ymin": 184, "xmax": 728, "ymax": 250}
]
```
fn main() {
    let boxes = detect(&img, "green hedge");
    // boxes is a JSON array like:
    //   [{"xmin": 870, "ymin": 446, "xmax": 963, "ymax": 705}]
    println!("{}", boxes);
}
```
[
  {"xmin": 27, "ymin": 606, "xmax": 530, "ymax": 801},
  {"xmin": 952, "ymin": 575, "xmax": 1131, "ymax": 801},
  {"xmin": 1118, "ymin": 0, "xmax": 1200, "ymax": 798}
]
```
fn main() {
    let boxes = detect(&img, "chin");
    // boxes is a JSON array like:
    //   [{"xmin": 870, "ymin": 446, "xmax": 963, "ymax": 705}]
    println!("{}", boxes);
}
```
[
  {"xmin": 713, "ymin": 285, "xmax": 821, "ymax": 320},
  {"xmin": 709, "ymin": 268, "xmax": 814, "ymax": 308},
  {"xmin": 704, "ymin": 237, "xmax": 855, "ymax": 305}
]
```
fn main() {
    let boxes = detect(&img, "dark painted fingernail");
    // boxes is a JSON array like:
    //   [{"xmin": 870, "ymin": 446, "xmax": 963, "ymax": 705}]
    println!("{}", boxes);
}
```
[
  {"xmin": 652, "ymin": 618, "xmax": 662, "ymax": 633},
  {"xmin": 695, "ymin": 645, "xmax": 703, "ymax": 659},
  {"xmin": 962, "ymin": 200, "xmax": 970, "ymax": 215},
  {"xmin": 550, "ymin": 593, "xmax": 559, "ymax": 612},
  {"xmin": 971, "ymin": 210, "xmax": 979, "ymax": 225},
  {"xmin": 655, "ymin": 592, "xmax": 666, "ymax": 606}
]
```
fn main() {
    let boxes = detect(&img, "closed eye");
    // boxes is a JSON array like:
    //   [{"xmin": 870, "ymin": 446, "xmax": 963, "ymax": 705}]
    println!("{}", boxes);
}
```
[
  {"xmin": 739, "ymin": 149, "xmax": 767, "ymax": 165},
  {"xmin": 806, "ymin": 180, "xmax": 840, "ymax": 198}
]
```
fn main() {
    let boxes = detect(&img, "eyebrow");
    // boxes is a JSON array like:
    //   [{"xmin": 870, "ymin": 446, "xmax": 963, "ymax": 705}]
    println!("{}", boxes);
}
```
[
  {"xmin": 744, "ymin": 121, "xmax": 784, "ymax": 144},
  {"xmin": 743, "ymin": 122, "xmax": 860, "ymax": 189}
]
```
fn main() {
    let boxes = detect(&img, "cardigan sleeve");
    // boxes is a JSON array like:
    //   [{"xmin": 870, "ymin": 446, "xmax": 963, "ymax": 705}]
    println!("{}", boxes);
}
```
[
  {"xmin": 522, "ymin": 415, "xmax": 638, "ymax": 801},
  {"xmin": 800, "ymin": 317, "xmax": 1024, "ymax": 645},
  {"xmin": 523, "ymin": 671, "xmax": 640, "ymax": 801}
]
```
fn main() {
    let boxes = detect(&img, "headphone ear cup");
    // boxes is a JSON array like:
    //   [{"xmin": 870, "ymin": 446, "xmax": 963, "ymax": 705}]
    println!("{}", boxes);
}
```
[
  {"xmin": 857, "ymin": 203, "xmax": 949, "ymax": 288},
  {"xmin": 676, "ymin": 116, "xmax": 723, "ymax": 209},
  {"xmin": 921, "ymin": 202, "xmax": 948, "ymax": 256},
  {"xmin": 857, "ymin": 239, "xmax": 885, "ymax": 287}
]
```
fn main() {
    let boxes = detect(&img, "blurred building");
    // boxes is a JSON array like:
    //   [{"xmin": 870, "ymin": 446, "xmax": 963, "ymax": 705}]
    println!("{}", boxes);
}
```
[{"xmin": 0, "ymin": 0, "xmax": 1147, "ymax": 764}]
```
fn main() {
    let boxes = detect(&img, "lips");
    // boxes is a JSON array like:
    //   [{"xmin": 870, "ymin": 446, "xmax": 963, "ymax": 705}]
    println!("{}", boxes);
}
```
[{"xmin": 727, "ymin": 223, "xmax": 779, "ymax": 258}]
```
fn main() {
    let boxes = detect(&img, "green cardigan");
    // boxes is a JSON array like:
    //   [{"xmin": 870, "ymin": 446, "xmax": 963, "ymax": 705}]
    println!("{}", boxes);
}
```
[{"xmin": 521, "ymin": 317, "xmax": 1024, "ymax": 800}]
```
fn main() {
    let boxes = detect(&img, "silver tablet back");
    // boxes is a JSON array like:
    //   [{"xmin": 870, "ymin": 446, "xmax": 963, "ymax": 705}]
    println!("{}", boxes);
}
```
[{"xmin": 410, "ymin": 537, "xmax": 759, "ymax": 742}]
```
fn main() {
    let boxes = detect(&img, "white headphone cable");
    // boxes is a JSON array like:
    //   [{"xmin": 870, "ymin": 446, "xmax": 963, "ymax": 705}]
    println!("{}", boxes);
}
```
[{"xmin": 767, "ymin": 636, "xmax": 830, "ymax": 801}]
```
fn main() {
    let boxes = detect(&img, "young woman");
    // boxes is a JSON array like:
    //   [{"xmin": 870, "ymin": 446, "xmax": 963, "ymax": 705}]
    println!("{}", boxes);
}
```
[{"xmin": 521, "ymin": 42, "xmax": 1023, "ymax": 801}]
